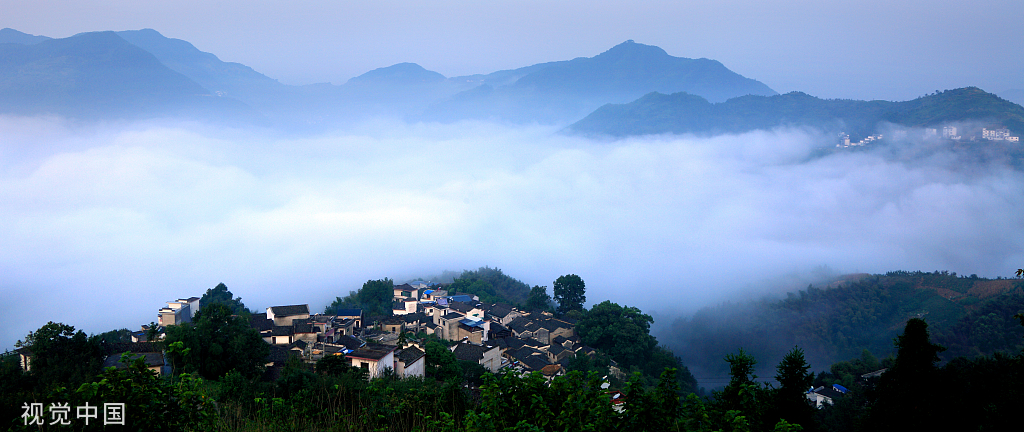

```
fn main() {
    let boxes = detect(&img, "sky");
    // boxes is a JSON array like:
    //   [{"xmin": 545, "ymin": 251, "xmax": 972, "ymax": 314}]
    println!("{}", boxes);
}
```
[{"xmin": 2, "ymin": 0, "xmax": 1022, "ymax": 101}]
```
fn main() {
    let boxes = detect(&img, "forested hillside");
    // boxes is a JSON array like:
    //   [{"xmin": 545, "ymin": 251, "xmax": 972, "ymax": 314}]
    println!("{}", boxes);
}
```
[{"xmin": 663, "ymin": 271, "xmax": 1024, "ymax": 380}]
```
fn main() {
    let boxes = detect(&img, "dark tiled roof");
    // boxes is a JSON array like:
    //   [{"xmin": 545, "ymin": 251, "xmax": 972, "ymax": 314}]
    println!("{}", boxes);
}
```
[
  {"xmin": 270, "ymin": 304, "xmax": 310, "ymax": 317},
  {"xmin": 448, "ymin": 301, "xmax": 476, "ymax": 313},
  {"xmin": 404, "ymin": 312, "xmax": 428, "ymax": 323},
  {"xmin": 552, "ymin": 335, "xmax": 568, "ymax": 345},
  {"xmin": 487, "ymin": 303, "xmax": 515, "ymax": 318},
  {"xmin": 272, "ymin": 326, "xmax": 294, "ymax": 336},
  {"xmin": 250, "ymin": 313, "xmax": 273, "ymax": 331},
  {"xmin": 347, "ymin": 345, "xmax": 397, "ymax": 361},
  {"xmin": 547, "ymin": 344, "xmax": 566, "ymax": 355},
  {"xmin": 290, "ymin": 340, "xmax": 308, "ymax": 350},
  {"xmin": 521, "ymin": 355, "xmax": 551, "ymax": 371},
  {"xmin": 397, "ymin": 347, "xmax": 425, "ymax": 364},
  {"xmin": 442, "ymin": 312, "xmax": 464, "ymax": 320},
  {"xmin": 100, "ymin": 342, "xmax": 163, "ymax": 355},
  {"xmin": 103, "ymin": 352, "xmax": 164, "ymax": 369},
  {"xmin": 452, "ymin": 343, "xmax": 489, "ymax": 362},
  {"xmin": 507, "ymin": 317, "xmax": 532, "ymax": 333},
  {"xmin": 521, "ymin": 337, "xmax": 545, "ymax": 347},
  {"xmin": 293, "ymin": 323, "xmax": 315, "ymax": 334}
]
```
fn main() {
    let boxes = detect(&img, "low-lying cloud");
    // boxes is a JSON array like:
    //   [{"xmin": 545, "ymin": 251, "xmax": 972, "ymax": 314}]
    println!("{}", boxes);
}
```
[{"xmin": 3, "ymin": 116, "xmax": 1023, "ymax": 349}]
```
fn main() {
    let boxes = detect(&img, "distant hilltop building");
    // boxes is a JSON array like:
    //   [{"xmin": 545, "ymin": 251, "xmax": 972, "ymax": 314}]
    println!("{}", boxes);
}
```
[
  {"xmin": 158, "ymin": 297, "xmax": 200, "ymax": 326},
  {"xmin": 942, "ymin": 126, "xmax": 961, "ymax": 140},
  {"xmin": 836, "ymin": 132, "xmax": 882, "ymax": 148},
  {"xmin": 982, "ymin": 126, "xmax": 1019, "ymax": 142}
]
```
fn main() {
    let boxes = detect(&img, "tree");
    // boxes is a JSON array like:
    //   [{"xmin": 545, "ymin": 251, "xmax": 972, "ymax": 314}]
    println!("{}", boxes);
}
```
[
  {"xmin": 525, "ymin": 285, "xmax": 552, "ymax": 311},
  {"xmin": 165, "ymin": 303, "xmax": 269, "ymax": 379},
  {"xmin": 552, "ymin": 274, "xmax": 586, "ymax": 315},
  {"xmin": 424, "ymin": 341, "xmax": 461, "ymax": 382},
  {"xmin": 16, "ymin": 321, "xmax": 103, "ymax": 390},
  {"xmin": 774, "ymin": 346, "xmax": 815, "ymax": 429},
  {"xmin": 869, "ymin": 318, "xmax": 946, "ymax": 431},
  {"xmin": 199, "ymin": 282, "xmax": 247, "ymax": 315},
  {"xmin": 576, "ymin": 300, "xmax": 656, "ymax": 369},
  {"xmin": 326, "ymin": 278, "xmax": 394, "ymax": 316}
]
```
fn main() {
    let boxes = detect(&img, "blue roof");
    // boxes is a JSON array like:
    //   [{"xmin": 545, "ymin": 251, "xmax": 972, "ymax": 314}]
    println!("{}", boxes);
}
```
[
  {"xmin": 423, "ymin": 289, "xmax": 434, "ymax": 295},
  {"xmin": 459, "ymin": 318, "xmax": 485, "ymax": 328},
  {"xmin": 832, "ymin": 384, "xmax": 849, "ymax": 394},
  {"xmin": 450, "ymin": 295, "xmax": 475, "ymax": 303}
]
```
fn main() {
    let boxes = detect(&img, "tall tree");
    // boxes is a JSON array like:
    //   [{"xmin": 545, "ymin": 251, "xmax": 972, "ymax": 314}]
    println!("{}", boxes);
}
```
[
  {"xmin": 199, "ymin": 282, "xmax": 248, "ymax": 315},
  {"xmin": 774, "ymin": 346, "xmax": 815, "ymax": 429},
  {"xmin": 869, "ymin": 318, "xmax": 946, "ymax": 431},
  {"xmin": 164, "ymin": 303, "xmax": 269, "ymax": 379},
  {"xmin": 576, "ymin": 300, "xmax": 655, "ymax": 368},
  {"xmin": 326, "ymin": 278, "xmax": 394, "ymax": 316},
  {"xmin": 552, "ymin": 274, "xmax": 586, "ymax": 315},
  {"xmin": 525, "ymin": 285, "xmax": 553, "ymax": 311}
]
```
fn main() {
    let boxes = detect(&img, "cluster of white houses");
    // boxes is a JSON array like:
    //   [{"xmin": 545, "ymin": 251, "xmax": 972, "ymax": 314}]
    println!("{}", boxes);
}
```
[
  {"xmin": 838, "ymin": 125, "xmax": 1020, "ymax": 148},
  {"xmin": 56, "ymin": 283, "xmax": 594, "ymax": 381},
  {"xmin": 246, "ymin": 282, "xmax": 592, "ymax": 380}
]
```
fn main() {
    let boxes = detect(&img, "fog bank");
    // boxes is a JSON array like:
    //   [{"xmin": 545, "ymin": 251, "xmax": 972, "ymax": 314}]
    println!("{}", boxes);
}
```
[{"xmin": 2, "ymin": 116, "xmax": 1023, "ymax": 349}]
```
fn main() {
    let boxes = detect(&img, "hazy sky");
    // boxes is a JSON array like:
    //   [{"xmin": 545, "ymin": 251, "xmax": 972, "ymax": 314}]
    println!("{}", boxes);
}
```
[{"xmin": 2, "ymin": 0, "xmax": 1021, "ymax": 101}]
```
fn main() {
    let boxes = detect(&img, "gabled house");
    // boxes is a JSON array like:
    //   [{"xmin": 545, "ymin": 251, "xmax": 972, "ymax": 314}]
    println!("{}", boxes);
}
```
[
  {"xmin": 395, "ymin": 347, "xmax": 425, "ymax": 378},
  {"xmin": 807, "ymin": 385, "xmax": 847, "ymax": 408},
  {"xmin": 347, "ymin": 345, "xmax": 398, "ymax": 379},
  {"xmin": 267, "ymin": 305, "xmax": 310, "ymax": 327},
  {"xmin": 451, "ymin": 340, "xmax": 502, "ymax": 373},
  {"xmin": 157, "ymin": 297, "xmax": 200, "ymax": 326},
  {"xmin": 335, "ymin": 309, "xmax": 363, "ymax": 329}
]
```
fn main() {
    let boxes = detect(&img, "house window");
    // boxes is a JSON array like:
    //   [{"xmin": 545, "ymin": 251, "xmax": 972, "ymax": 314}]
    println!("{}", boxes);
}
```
[{"xmin": 360, "ymin": 362, "xmax": 369, "ymax": 370}]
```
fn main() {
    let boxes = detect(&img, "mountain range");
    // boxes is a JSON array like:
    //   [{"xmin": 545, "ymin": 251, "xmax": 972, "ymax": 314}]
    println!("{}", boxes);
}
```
[
  {"xmin": 569, "ymin": 87, "xmax": 1024, "ymax": 139},
  {"xmin": 2, "ymin": 27, "xmax": 1022, "ymax": 137}
]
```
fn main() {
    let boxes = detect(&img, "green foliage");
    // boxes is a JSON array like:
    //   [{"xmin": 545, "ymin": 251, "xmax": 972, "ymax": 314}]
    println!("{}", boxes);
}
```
[
  {"xmin": 578, "ymin": 300, "xmax": 655, "ymax": 368},
  {"xmin": 15, "ymin": 321, "xmax": 104, "ymax": 391},
  {"xmin": 425, "ymin": 340, "xmax": 462, "ymax": 382},
  {"xmin": 199, "ymin": 282, "xmax": 248, "ymax": 315},
  {"xmin": 666, "ymin": 272, "xmax": 1024, "ymax": 380},
  {"xmin": 446, "ymin": 267, "xmax": 532, "ymax": 305},
  {"xmin": 164, "ymin": 303, "xmax": 269, "ymax": 379},
  {"xmin": 526, "ymin": 285, "xmax": 553, "ymax": 311},
  {"xmin": 774, "ymin": 347, "xmax": 815, "ymax": 429},
  {"xmin": 326, "ymin": 278, "xmax": 394, "ymax": 316},
  {"xmin": 578, "ymin": 300, "xmax": 697, "ymax": 392},
  {"xmin": 553, "ymin": 274, "xmax": 586, "ymax": 315},
  {"xmin": 94, "ymin": 328, "xmax": 132, "ymax": 343}
]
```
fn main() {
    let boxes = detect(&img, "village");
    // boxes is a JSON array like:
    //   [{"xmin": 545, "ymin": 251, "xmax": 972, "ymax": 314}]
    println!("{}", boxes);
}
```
[{"xmin": 94, "ymin": 281, "xmax": 611, "ymax": 386}]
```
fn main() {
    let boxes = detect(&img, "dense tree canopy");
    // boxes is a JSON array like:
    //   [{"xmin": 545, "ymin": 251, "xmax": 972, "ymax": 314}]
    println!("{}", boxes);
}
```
[
  {"xmin": 326, "ymin": 278, "xmax": 394, "ymax": 316},
  {"xmin": 525, "ymin": 285, "xmax": 553, "ymax": 311},
  {"xmin": 199, "ymin": 282, "xmax": 248, "ymax": 314},
  {"xmin": 577, "ymin": 300, "xmax": 655, "ymax": 368},
  {"xmin": 15, "ymin": 321, "xmax": 103, "ymax": 390},
  {"xmin": 165, "ymin": 303, "xmax": 269, "ymax": 379},
  {"xmin": 553, "ymin": 274, "xmax": 586, "ymax": 314}
]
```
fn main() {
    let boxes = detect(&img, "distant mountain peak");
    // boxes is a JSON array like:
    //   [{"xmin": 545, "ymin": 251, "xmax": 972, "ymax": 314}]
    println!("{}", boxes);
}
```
[
  {"xmin": 348, "ymin": 62, "xmax": 446, "ymax": 85},
  {"xmin": 594, "ymin": 40, "xmax": 671, "ymax": 62},
  {"xmin": 0, "ymin": 28, "xmax": 51, "ymax": 45}
]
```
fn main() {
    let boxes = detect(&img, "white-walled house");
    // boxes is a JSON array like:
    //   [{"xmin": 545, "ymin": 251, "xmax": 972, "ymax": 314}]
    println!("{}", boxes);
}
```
[
  {"xmin": 347, "ymin": 345, "xmax": 397, "ymax": 379},
  {"xmin": 267, "ymin": 305, "xmax": 310, "ymax": 327},
  {"xmin": 157, "ymin": 297, "xmax": 200, "ymax": 326}
]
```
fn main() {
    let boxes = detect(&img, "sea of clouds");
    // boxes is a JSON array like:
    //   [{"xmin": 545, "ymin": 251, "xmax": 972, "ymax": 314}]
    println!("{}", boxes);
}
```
[{"xmin": 3, "ymin": 115, "xmax": 1023, "ymax": 349}]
